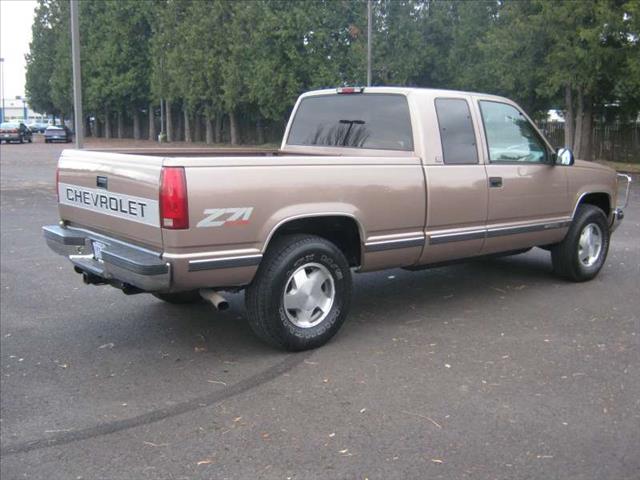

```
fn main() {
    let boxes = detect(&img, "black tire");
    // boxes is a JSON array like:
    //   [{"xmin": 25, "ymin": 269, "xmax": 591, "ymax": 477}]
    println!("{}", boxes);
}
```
[
  {"xmin": 45, "ymin": 139, "xmax": 49, "ymax": 144},
  {"xmin": 153, "ymin": 290, "xmax": 203, "ymax": 304},
  {"xmin": 19, "ymin": 137, "xmax": 24, "ymax": 144},
  {"xmin": 551, "ymin": 204, "xmax": 610, "ymax": 282},
  {"xmin": 246, "ymin": 234, "xmax": 352, "ymax": 351}
]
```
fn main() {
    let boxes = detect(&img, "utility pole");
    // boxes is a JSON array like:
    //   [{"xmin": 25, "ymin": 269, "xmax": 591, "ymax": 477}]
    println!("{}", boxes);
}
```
[
  {"xmin": 70, "ymin": 0, "xmax": 84, "ymax": 148},
  {"xmin": 0, "ymin": 58, "xmax": 5, "ymax": 123},
  {"xmin": 367, "ymin": 0, "xmax": 372, "ymax": 87}
]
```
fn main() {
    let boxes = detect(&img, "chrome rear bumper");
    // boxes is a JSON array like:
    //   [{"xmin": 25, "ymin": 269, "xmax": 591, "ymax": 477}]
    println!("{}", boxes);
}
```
[{"xmin": 43, "ymin": 225, "xmax": 170, "ymax": 292}]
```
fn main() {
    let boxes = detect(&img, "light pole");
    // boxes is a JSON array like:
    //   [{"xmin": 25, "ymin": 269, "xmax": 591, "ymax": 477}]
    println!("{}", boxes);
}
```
[
  {"xmin": 367, "ymin": 0, "xmax": 372, "ymax": 87},
  {"xmin": 70, "ymin": 0, "xmax": 83, "ymax": 148},
  {"xmin": 0, "ymin": 58, "xmax": 5, "ymax": 123}
]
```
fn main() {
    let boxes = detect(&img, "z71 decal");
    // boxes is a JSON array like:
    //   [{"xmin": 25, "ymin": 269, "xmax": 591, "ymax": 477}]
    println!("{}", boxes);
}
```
[{"xmin": 196, "ymin": 207, "xmax": 254, "ymax": 228}]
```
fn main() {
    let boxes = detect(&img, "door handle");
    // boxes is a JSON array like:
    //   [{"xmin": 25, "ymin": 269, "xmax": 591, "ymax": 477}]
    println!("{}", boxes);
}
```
[{"xmin": 489, "ymin": 177, "xmax": 503, "ymax": 188}]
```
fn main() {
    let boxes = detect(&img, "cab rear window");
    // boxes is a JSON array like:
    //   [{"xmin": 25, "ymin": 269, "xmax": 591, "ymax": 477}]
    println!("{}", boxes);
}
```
[{"xmin": 287, "ymin": 93, "xmax": 414, "ymax": 151}]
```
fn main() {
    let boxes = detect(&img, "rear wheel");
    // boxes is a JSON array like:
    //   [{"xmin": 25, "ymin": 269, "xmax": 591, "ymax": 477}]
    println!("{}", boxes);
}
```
[
  {"xmin": 551, "ymin": 204, "xmax": 610, "ymax": 282},
  {"xmin": 153, "ymin": 290, "xmax": 202, "ymax": 304},
  {"xmin": 246, "ymin": 234, "xmax": 352, "ymax": 351}
]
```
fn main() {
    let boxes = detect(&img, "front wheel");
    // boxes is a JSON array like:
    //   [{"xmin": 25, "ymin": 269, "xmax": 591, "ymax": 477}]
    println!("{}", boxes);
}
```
[
  {"xmin": 246, "ymin": 234, "xmax": 352, "ymax": 351},
  {"xmin": 551, "ymin": 204, "xmax": 610, "ymax": 282}
]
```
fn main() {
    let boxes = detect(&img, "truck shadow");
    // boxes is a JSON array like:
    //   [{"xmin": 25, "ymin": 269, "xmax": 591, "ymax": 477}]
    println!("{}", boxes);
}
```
[
  {"xmin": 344, "ymin": 249, "xmax": 561, "ymax": 331},
  {"xmin": 148, "ymin": 248, "xmax": 559, "ymax": 349}
]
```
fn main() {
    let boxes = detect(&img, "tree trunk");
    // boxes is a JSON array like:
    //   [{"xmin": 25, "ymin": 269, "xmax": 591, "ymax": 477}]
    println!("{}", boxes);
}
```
[
  {"xmin": 183, "ymin": 106, "xmax": 192, "ymax": 143},
  {"xmin": 85, "ymin": 116, "xmax": 92, "ymax": 137},
  {"xmin": 117, "ymin": 110, "xmax": 124, "ymax": 139},
  {"xmin": 205, "ymin": 117, "xmax": 213, "ymax": 144},
  {"xmin": 176, "ymin": 107, "xmax": 184, "ymax": 142},
  {"xmin": 580, "ymin": 97, "xmax": 593, "ymax": 161},
  {"xmin": 166, "ymin": 99, "xmax": 173, "ymax": 142},
  {"xmin": 215, "ymin": 115, "xmax": 222, "ymax": 143},
  {"xmin": 194, "ymin": 113, "xmax": 202, "ymax": 142},
  {"xmin": 133, "ymin": 109, "xmax": 141, "ymax": 140},
  {"xmin": 229, "ymin": 110, "xmax": 239, "ymax": 145},
  {"xmin": 148, "ymin": 102, "xmax": 156, "ymax": 140},
  {"xmin": 573, "ymin": 89, "xmax": 584, "ymax": 158},
  {"xmin": 104, "ymin": 108, "xmax": 111, "ymax": 139},
  {"xmin": 256, "ymin": 118, "xmax": 265, "ymax": 145},
  {"xmin": 95, "ymin": 118, "xmax": 102, "ymax": 138},
  {"xmin": 564, "ymin": 85, "xmax": 574, "ymax": 149}
]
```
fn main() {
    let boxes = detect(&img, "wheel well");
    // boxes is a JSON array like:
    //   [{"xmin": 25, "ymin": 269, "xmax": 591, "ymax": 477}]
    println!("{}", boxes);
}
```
[
  {"xmin": 269, "ymin": 216, "xmax": 362, "ymax": 267},
  {"xmin": 578, "ymin": 193, "xmax": 610, "ymax": 217}
]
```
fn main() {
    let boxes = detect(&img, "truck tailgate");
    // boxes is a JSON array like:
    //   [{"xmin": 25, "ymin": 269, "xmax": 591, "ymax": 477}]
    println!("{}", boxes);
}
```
[{"xmin": 57, "ymin": 149, "xmax": 163, "ymax": 248}]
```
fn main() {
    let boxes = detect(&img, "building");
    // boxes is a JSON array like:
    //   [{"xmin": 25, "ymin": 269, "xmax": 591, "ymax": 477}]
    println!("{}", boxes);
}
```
[{"xmin": 0, "ymin": 97, "xmax": 49, "ymax": 123}]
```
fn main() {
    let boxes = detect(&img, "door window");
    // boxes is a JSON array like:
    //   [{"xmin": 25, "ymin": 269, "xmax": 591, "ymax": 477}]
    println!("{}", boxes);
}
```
[
  {"xmin": 479, "ymin": 101, "xmax": 547, "ymax": 164},
  {"xmin": 435, "ymin": 98, "xmax": 478, "ymax": 164}
]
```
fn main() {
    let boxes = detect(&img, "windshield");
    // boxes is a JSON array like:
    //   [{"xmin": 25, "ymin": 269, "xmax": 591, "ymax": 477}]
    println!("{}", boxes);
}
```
[{"xmin": 287, "ymin": 93, "xmax": 414, "ymax": 151}]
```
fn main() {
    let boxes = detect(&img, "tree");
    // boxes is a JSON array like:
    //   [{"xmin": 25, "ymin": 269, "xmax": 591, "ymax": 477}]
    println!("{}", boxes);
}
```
[
  {"xmin": 476, "ymin": 0, "xmax": 638, "ymax": 160},
  {"xmin": 25, "ymin": 0, "xmax": 58, "ymax": 118}
]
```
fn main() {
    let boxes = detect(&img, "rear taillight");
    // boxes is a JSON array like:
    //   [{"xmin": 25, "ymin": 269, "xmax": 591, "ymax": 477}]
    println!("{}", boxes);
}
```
[{"xmin": 159, "ymin": 167, "xmax": 189, "ymax": 229}]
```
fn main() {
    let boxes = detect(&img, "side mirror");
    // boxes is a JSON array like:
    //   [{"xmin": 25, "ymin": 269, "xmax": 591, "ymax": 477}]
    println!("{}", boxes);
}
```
[{"xmin": 555, "ymin": 147, "xmax": 574, "ymax": 166}]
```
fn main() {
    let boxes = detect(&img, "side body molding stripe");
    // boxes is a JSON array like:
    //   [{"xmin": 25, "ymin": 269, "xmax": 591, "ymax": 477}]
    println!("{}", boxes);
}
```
[
  {"xmin": 188, "ymin": 254, "xmax": 263, "ymax": 272},
  {"xmin": 183, "ymin": 221, "xmax": 571, "ymax": 271},
  {"xmin": 364, "ymin": 237, "xmax": 425, "ymax": 252},
  {"xmin": 429, "ymin": 230, "xmax": 485, "ymax": 245},
  {"xmin": 427, "ymin": 220, "xmax": 571, "ymax": 245}
]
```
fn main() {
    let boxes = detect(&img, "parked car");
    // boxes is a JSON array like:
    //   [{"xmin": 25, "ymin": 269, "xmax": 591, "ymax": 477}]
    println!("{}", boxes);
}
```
[
  {"xmin": 28, "ymin": 122, "xmax": 49, "ymax": 134},
  {"xmin": 44, "ymin": 125, "xmax": 73, "ymax": 143},
  {"xmin": 0, "ymin": 122, "xmax": 33, "ymax": 143},
  {"xmin": 43, "ymin": 87, "xmax": 631, "ymax": 351}
]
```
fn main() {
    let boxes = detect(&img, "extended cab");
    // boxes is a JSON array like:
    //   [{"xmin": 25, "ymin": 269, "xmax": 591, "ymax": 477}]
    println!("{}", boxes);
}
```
[{"xmin": 43, "ymin": 87, "xmax": 631, "ymax": 350}]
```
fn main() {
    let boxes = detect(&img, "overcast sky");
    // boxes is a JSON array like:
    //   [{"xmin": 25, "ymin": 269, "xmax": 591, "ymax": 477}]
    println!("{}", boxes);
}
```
[{"xmin": 1, "ymin": 0, "xmax": 38, "ymax": 99}]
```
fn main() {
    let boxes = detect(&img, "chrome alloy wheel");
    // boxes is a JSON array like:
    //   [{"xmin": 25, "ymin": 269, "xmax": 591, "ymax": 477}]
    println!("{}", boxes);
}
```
[
  {"xmin": 283, "ymin": 262, "xmax": 335, "ymax": 328},
  {"xmin": 578, "ymin": 223, "xmax": 603, "ymax": 267}
]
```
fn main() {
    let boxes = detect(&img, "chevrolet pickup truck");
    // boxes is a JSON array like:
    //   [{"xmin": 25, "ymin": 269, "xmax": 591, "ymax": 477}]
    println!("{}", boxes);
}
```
[{"xmin": 43, "ymin": 87, "xmax": 631, "ymax": 350}]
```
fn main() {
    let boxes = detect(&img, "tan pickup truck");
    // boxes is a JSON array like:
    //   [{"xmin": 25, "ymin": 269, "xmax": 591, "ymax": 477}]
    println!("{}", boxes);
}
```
[{"xmin": 43, "ymin": 87, "xmax": 631, "ymax": 350}]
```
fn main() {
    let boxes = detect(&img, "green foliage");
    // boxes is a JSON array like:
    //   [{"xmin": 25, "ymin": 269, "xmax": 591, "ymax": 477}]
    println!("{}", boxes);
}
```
[
  {"xmin": 83, "ymin": 0, "xmax": 155, "ymax": 113},
  {"xmin": 25, "ymin": 0, "xmax": 57, "ymax": 115},
  {"xmin": 25, "ymin": 0, "xmax": 639, "ymax": 139},
  {"xmin": 25, "ymin": 0, "xmax": 70, "ymax": 117}
]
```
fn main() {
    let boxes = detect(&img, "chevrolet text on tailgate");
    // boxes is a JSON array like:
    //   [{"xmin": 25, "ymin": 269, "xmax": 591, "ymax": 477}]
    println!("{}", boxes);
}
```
[{"xmin": 43, "ymin": 87, "xmax": 631, "ymax": 351}]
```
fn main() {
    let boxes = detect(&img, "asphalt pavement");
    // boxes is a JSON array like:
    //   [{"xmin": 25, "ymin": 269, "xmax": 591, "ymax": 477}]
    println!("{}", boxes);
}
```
[{"xmin": 1, "ymin": 138, "xmax": 639, "ymax": 479}]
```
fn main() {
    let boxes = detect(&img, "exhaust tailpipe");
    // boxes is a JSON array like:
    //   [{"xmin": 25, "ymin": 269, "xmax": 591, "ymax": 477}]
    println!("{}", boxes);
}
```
[{"xmin": 199, "ymin": 289, "xmax": 230, "ymax": 311}]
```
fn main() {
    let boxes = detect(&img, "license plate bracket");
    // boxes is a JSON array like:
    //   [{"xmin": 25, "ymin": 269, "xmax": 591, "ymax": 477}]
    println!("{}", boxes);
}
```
[{"xmin": 92, "ymin": 240, "xmax": 107, "ymax": 260}]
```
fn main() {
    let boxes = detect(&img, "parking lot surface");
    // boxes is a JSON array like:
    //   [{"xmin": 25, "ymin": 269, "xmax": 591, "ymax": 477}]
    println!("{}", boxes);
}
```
[{"xmin": 1, "ymin": 139, "xmax": 639, "ymax": 479}]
